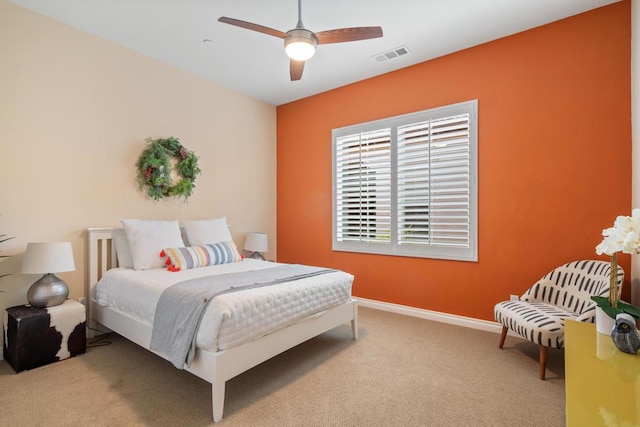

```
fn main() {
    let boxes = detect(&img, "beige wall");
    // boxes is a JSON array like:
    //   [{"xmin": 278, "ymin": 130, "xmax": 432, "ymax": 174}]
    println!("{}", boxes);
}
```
[{"xmin": 0, "ymin": 1, "xmax": 277, "ymax": 313}]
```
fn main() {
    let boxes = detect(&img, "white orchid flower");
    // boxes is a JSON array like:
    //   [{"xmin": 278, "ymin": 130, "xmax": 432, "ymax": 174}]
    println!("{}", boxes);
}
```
[
  {"xmin": 594, "ymin": 210, "xmax": 640, "ymax": 310},
  {"xmin": 622, "ymin": 231, "xmax": 640, "ymax": 254},
  {"xmin": 596, "ymin": 235, "xmax": 623, "ymax": 255},
  {"xmin": 597, "ymin": 209, "xmax": 640, "ymax": 255}
]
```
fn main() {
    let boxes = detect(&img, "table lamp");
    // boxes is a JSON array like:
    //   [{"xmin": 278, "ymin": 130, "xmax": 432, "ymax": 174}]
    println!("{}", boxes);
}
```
[
  {"xmin": 244, "ymin": 232, "xmax": 268, "ymax": 260},
  {"xmin": 21, "ymin": 242, "xmax": 75, "ymax": 308}
]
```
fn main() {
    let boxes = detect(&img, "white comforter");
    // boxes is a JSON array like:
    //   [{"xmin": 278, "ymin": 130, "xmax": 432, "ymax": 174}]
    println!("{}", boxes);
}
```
[{"xmin": 95, "ymin": 259, "xmax": 353, "ymax": 352}]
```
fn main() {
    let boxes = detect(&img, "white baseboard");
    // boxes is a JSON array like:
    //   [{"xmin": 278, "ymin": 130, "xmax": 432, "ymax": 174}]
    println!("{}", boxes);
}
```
[{"xmin": 355, "ymin": 297, "xmax": 506, "ymax": 335}]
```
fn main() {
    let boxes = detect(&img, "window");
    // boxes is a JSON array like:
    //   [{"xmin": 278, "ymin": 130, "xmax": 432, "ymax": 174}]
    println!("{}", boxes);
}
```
[{"xmin": 332, "ymin": 100, "xmax": 477, "ymax": 261}]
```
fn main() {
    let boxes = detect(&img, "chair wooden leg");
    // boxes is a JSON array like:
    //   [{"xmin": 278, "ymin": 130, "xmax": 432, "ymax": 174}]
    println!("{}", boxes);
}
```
[
  {"xmin": 499, "ymin": 325, "xmax": 508, "ymax": 349},
  {"xmin": 539, "ymin": 345, "xmax": 548, "ymax": 380}
]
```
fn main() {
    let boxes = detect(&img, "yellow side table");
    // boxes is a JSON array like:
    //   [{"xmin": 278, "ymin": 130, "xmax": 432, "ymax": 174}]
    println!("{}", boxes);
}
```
[{"xmin": 565, "ymin": 320, "xmax": 640, "ymax": 426}]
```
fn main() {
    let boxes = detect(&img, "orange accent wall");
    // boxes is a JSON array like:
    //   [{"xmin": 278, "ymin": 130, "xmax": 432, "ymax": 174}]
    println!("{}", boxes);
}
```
[{"xmin": 276, "ymin": 2, "xmax": 631, "ymax": 321}]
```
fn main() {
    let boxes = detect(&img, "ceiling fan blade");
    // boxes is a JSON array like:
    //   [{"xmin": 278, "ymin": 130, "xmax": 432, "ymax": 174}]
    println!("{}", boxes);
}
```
[
  {"xmin": 218, "ymin": 17, "xmax": 287, "ymax": 39},
  {"xmin": 290, "ymin": 60, "xmax": 305, "ymax": 81},
  {"xmin": 315, "ymin": 26, "xmax": 383, "ymax": 44}
]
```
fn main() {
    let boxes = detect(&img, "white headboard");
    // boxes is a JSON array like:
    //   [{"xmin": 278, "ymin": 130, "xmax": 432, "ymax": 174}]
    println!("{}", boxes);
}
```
[
  {"xmin": 86, "ymin": 228, "xmax": 117, "ymax": 322},
  {"xmin": 85, "ymin": 225, "xmax": 191, "ymax": 299}
]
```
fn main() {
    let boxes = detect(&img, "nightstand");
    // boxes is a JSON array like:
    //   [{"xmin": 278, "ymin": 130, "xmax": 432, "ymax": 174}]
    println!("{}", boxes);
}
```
[{"xmin": 3, "ymin": 299, "xmax": 86, "ymax": 372}]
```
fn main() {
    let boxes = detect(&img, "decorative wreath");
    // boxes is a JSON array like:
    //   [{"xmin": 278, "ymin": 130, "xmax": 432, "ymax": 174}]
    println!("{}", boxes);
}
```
[{"xmin": 136, "ymin": 137, "xmax": 201, "ymax": 201}]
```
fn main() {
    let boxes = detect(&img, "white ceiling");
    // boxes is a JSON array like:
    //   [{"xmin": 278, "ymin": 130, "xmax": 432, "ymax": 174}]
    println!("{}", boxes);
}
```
[{"xmin": 10, "ymin": 0, "xmax": 621, "ymax": 106}]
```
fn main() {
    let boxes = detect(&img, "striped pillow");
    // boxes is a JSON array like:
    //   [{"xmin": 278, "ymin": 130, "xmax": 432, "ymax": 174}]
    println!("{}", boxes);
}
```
[{"xmin": 160, "ymin": 241, "xmax": 242, "ymax": 272}]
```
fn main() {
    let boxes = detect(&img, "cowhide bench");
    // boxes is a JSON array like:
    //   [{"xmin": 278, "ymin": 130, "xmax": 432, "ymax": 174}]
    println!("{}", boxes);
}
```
[{"xmin": 3, "ymin": 299, "xmax": 86, "ymax": 372}]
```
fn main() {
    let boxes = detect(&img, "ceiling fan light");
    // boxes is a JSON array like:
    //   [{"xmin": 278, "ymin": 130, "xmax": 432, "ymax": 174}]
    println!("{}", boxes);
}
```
[
  {"xmin": 285, "ymin": 39, "xmax": 315, "ymax": 61},
  {"xmin": 284, "ymin": 30, "xmax": 317, "ymax": 61}
]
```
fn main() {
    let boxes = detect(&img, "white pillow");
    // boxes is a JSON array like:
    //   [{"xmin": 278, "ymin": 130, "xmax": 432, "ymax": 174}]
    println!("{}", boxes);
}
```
[
  {"xmin": 121, "ymin": 219, "xmax": 185, "ymax": 270},
  {"xmin": 112, "ymin": 228, "xmax": 133, "ymax": 269},
  {"xmin": 182, "ymin": 217, "xmax": 233, "ymax": 246}
]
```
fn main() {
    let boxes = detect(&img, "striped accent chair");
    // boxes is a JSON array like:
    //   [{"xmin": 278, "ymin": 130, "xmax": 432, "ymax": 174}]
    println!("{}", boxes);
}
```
[{"xmin": 494, "ymin": 260, "xmax": 623, "ymax": 380}]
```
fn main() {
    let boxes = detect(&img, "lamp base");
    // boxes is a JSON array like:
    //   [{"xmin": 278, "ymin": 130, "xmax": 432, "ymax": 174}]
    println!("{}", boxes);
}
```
[
  {"xmin": 248, "ymin": 251, "xmax": 265, "ymax": 261},
  {"xmin": 27, "ymin": 273, "xmax": 69, "ymax": 308}
]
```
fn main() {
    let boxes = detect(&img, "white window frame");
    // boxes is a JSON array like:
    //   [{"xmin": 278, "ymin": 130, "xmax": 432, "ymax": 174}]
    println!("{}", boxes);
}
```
[{"xmin": 332, "ymin": 100, "xmax": 478, "ymax": 262}]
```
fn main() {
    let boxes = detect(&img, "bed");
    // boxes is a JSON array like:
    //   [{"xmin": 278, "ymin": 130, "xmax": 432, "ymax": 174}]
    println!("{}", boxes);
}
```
[{"xmin": 86, "ymin": 226, "xmax": 358, "ymax": 422}]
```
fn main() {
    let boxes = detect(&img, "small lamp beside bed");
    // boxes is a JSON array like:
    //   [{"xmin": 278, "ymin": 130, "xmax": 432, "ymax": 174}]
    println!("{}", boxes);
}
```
[
  {"xmin": 21, "ymin": 242, "xmax": 75, "ymax": 308},
  {"xmin": 243, "ymin": 232, "xmax": 268, "ymax": 260}
]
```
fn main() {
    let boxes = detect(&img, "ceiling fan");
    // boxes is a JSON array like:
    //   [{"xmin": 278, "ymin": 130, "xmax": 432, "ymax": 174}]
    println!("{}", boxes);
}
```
[{"xmin": 218, "ymin": 0, "xmax": 383, "ymax": 81}]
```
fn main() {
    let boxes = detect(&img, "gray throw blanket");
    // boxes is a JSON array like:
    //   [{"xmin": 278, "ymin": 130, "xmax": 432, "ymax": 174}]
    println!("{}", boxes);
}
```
[{"xmin": 149, "ymin": 264, "xmax": 335, "ymax": 369}]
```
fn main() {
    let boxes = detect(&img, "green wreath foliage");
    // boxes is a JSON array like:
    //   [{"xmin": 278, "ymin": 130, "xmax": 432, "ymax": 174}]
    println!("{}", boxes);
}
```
[{"xmin": 136, "ymin": 137, "xmax": 201, "ymax": 201}]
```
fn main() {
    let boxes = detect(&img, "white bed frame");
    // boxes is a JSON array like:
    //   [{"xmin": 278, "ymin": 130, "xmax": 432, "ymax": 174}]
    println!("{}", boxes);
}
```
[{"xmin": 86, "ymin": 227, "xmax": 358, "ymax": 422}]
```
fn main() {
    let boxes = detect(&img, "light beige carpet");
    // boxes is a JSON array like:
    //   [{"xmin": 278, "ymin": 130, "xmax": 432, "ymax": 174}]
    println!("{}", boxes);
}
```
[{"xmin": 0, "ymin": 307, "xmax": 565, "ymax": 426}]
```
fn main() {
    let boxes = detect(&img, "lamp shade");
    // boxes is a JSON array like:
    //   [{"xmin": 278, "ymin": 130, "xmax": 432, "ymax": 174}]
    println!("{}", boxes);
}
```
[
  {"xmin": 244, "ymin": 232, "xmax": 268, "ymax": 253},
  {"xmin": 21, "ymin": 242, "xmax": 76, "ymax": 274}
]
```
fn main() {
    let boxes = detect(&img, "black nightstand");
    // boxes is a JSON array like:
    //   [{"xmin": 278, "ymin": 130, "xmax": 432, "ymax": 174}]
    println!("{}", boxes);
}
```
[{"xmin": 3, "ymin": 299, "xmax": 86, "ymax": 372}]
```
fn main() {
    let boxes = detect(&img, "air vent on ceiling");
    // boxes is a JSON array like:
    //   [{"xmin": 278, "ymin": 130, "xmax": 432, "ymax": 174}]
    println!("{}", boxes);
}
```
[{"xmin": 374, "ymin": 46, "xmax": 409, "ymax": 63}]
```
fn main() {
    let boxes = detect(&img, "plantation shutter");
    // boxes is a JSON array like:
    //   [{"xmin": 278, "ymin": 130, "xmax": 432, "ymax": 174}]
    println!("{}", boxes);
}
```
[
  {"xmin": 397, "ymin": 114, "xmax": 471, "ymax": 248},
  {"xmin": 333, "ymin": 99, "xmax": 476, "ymax": 261},
  {"xmin": 335, "ymin": 129, "xmax": 392, "ymax": 244}
]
